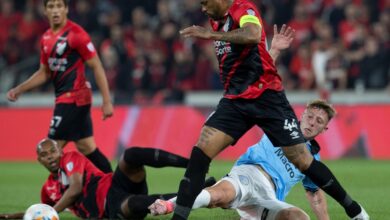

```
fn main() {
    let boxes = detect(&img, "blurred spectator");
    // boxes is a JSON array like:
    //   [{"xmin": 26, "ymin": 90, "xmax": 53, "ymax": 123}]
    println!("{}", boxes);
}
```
[
  {"xmin": 359, "ymin": 37, "xmax": 389, "ymax": 89},
  {"xmin": 0, "ymin": 0, "xmax": 22, "ymax": 53},
  {"xmin": 1, "ymin": 0, "xmax": 389, "ymax": 100},
  {"xmin": 289, "ymin": 44, "xmax": 316, "ymax": 90},
  {"xmin": 288, "ymin": 3, "xmax": 313, "ymax": 50}
]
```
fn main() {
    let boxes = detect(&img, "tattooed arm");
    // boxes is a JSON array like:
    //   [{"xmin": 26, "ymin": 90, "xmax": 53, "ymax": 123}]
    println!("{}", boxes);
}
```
[{"xmin": 180, "ymin": 23, "xmax": 261, "ymax": 44}]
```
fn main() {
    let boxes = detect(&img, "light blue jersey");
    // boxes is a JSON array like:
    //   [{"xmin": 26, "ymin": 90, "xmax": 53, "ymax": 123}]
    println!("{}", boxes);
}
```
[{"xmin": 235, "ymin": 134, "xmax": 320, "ymax": 201}]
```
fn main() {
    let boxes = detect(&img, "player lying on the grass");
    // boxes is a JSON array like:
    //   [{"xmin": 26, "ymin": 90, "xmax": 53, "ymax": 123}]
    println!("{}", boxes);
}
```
[
  {"xmin": 149, "ymin": 99, "xmax": 369, "ymax": 220},
  {"xmin": 0, "ymin": 139, "xmax": 216, "ymax": 219}
]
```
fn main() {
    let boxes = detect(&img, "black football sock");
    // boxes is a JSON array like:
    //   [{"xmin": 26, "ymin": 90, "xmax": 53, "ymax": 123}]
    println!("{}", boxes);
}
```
[
  {"xmin": 172, "ymin": 147, "xmax": 211, "ymax": 220},
  {"xmin": 303, "ymin": 159, "xmax": 361, "ymax": 217},
  {"xmin": 86, "ymin": 148, "xmax": 112, "ymax": 173},
  {"xmin": 204, "ymin": 176, "xmax": 217, "ymax": 188},
  {"xmin": 124, "ymin": 147, "xmax": 189, "ymax": 168}
]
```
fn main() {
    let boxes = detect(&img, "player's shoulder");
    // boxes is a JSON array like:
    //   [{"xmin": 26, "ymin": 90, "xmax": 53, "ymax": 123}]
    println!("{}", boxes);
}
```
[
  {"xmin": 232, "ymin": 0, "xmax": 258, "ymax": 10},
  {"xmin": 230, "ymin": 0, "xmax": 260, "ymax": 18},
  {"xmin": 62, "ymin": 151, "xmax": 85, "ymax": 161},
  {"xmin": 41, "ymin": 29, "xmax": 52, "ymax": 41},
  {"xmin": 67, "ymin": 20, "xmax": 89, "ymax": 35}
]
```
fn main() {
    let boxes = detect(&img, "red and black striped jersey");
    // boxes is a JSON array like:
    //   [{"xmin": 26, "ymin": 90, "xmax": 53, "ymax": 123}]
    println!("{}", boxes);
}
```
[
  {"xmin": 40, "ymin": 20, "xmax": 96, "ymax": 105},
  {"xmin": 210, "ymin": 0, "xmax": 283, "ymax": 99},
  {"xmin": 41, "ymin": 151, "xmax": 112, "ymax": 218}
]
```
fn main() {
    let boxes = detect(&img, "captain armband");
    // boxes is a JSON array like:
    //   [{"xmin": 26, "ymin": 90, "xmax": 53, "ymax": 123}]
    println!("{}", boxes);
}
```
[{"xmin": 239, "ymin": 15, "xmax": 261, "ymax": 27}]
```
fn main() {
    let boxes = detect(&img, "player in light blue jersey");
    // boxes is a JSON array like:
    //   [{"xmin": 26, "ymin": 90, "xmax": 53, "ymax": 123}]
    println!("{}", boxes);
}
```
[{"xmin": 149, "ymin": 99, "xmax": 369, "ymax": 220}]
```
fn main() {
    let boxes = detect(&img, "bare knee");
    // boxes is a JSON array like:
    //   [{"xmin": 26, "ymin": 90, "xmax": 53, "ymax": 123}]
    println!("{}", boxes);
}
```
[
  {"xmin": 276, "ymin": 207, "xmax": 310, "ymax": 220},
  {"xmin": 282, "ymin": 144, "xmax": 313, "ymax": 171},
  {"xmin": 75, "ymin": 137, "xmax": 96, "ymax": 155},
  {"xmin": 208, "ymin": 188, "xmax": 231, "ymax": 208},
  {"xmin": 207, "ymin": 181, "xmax": 236, "ymax": 208}
]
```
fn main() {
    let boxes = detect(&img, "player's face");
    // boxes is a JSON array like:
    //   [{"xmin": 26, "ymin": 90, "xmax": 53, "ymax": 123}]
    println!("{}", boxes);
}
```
[
  {"xmin": 37, "ymin": 143, "xmax": 62, "ymax": 173},
  {"xmin": 300, "ymin": 107, "xmax": 329, "ymax": 140},
  {"xmin": 200, "ymin": 0, "xmax": 225, "ymax": 20},
  {"xmin": 44, "ymin": 0, "xmax": 68, "ymax": 28}
]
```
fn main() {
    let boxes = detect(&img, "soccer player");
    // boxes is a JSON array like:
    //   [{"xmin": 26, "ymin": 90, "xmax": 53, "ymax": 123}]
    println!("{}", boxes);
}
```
[
  {"xmin": 6, "ymin": 0, "xmax": 113, "ymax": 173},
  {"xmin": 173, "ymin": 0, "xmax": 368, "ymax": 219},
  {"xmin": 149, "ymin": 100, "xmax": 369, "ymax": 220},
  {"xmin": 0, "ymin": 139, "xmax": 216, "ymax": 219}
]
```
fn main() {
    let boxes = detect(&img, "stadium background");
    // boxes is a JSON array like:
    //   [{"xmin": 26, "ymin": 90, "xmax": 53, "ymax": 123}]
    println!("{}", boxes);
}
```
[
  {"xmin": 0, "ymin": 0, "xmax": 389, "ymax": 219},
  {"xmin": 0, "ymin": 0, "xmax": 389, "ymax": 160}
]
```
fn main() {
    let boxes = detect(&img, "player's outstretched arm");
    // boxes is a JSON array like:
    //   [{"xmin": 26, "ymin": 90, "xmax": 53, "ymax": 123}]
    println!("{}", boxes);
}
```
[
  {"xmin": 6, "ymin": 64, "xmax": 50, "ymax": 102},
  {"xmin": 269, "ymin": 24, "xmax": 295, "ymax": 63},
  {"xmin": 305, "ymin": 189, "xmax": 330, "ymax": 220},
  {"xmin": 0, "ymin": 212, "xmax": 24, "ymax": 219},
  {"xmin": 86, "ymin": 56, "xmax": 113, "ymax": 120},
  {"xmin": 53, "ymin": 173, "xmax": 83, "ymax": 213},
  {"xmin": 180, "ymin": 22, "xmax": 261, "ymax": 44}
]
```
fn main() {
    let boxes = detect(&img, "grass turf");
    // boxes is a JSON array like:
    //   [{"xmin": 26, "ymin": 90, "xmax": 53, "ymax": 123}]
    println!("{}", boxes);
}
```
[{"xmin": 0, "ymin": 159, "xmax": 388, "ymax": 219}]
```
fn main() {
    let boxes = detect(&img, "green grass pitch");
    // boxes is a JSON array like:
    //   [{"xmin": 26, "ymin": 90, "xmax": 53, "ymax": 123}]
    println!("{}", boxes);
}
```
[{"xmin": 0, "ymin": 159, "xmax": 389, "ymax": 219}]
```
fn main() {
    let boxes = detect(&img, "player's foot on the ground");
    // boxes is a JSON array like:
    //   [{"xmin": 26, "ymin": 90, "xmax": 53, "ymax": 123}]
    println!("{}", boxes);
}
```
[
  {"xmin": 204, "ymin": 176, "xmax": 216, "ymax": 187},
  {"xmin": 351, "ymin": 205, "xmax": 369, "ymax": 220},
  {"xmin": 149, "ymin": 199, "xmax": 174, "ymax": 216}
]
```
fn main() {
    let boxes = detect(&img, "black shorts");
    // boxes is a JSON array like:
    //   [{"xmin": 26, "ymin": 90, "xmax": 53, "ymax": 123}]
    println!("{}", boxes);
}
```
[
  {"xmin": 48, "ymin": 103, "xmax": 93, "ymax": 141},
  {"xmin": 205, "ymin": 89, "xmax": 305, "ymax": 147},
  {"xmin": 105, "ymin": 167, "xmax": 148, "ymax": 219}
]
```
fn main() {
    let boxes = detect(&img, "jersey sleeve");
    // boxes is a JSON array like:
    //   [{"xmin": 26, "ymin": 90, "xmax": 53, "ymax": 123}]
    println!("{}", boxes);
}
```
[
  {"xmin": 39, "ymin": 37, "xmax": 48, "ymax": 65},
  {"xmin": 230, "ymin": 2, "xmax": 262, "ymax": 28},
  {"xmin": 62, "ymin": 152, "xmax": 86, "ymax": 176},
  {"xmin": 40, "ymin": 183, "xmax": 55, "ymax": 206},
  {"xmin": 71, "ymin": 29, "xmax": 97, "ymax": 61}
]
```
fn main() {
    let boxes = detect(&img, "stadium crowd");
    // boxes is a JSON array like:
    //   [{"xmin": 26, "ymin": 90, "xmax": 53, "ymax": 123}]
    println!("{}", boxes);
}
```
[{"xmin": 0, "ymin": 0, "xmax": 389, "ymax": 104}]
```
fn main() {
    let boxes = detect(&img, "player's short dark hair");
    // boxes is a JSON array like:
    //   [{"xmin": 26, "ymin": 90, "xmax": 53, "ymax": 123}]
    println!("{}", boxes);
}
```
[
  {"xmin": 43, "ymin": 0, "xmax": 69, "ymax": 7},
  {"xmin": 307, "ymin": 99, "xmax": 336, "ymax": 121}
]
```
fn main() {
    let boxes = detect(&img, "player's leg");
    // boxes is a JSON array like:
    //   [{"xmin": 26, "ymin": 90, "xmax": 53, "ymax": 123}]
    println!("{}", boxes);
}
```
[
  {"xmin": 275, "ymin": 207, "xmax": 309, "ymax": 220},
  {"xmin": 149, "ymin": 175, "xmax": 236, "ymax": 215},
  {"xmin": 75, "ymin": 136, "xmax": 112, "ymax": 173},
  {"xmin": 246, "ymin": 204, "xmax": 309, "ymax": 220},
  {"xmin": 120, "ymin": 193, "xmax": 178, "ymax": 219},
  {"xmin": 282, "ymin": 143, "xmax": 364, "ymax": 218},
  {"xmin": 49, "ymin": 103, "xmax": 112, "ymax": 173},
  {"xmin": 74, "ymin": 103, "xmax": 112, "ymax": 173},
  {"xmin": 172, "ymin": 98, "xmax": 251, "ymax": 220},
  {"xmin": 123, "ymin": 147, "xmax": 189, "ymax": 168},
  {"xmin": 172, "ymin": 126, "xmax": 234, "ymax": 220}
]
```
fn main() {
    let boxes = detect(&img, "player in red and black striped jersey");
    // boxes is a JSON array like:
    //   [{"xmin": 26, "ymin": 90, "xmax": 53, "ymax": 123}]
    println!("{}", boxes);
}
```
[
  {"xmin": 173, "ymin": 0, "xmax": 367, "ymax": 219},
  {"xmin": 0, "ymin": 139, "xmax": 212, "ymax": 219},
  {"xmin": 6, "ymin": 0, "xmax": 113, "ymax": 173}
]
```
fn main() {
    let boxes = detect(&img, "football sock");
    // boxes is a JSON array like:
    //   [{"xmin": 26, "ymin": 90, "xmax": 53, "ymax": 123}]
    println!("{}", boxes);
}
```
[
  {"xmin": 172, "ymin": 147, "xmax": 211, "ymax": 220},
  {"xmin": 170, "ymin": 189, "xmax": 210, "ymax": 209},
  {"xmin": 303, "ymin": 159, "xmax": 361, "ymax": 217},
  {"xmin": 86, "ymin": 148, "xmax": 112, "ymax": 173},
  {"xmin": 124, "ymin": 147, "xmax": 189, "ymax": 168},
  {"xmin": 192, "ymin": 190, "xmax": 211, "ymax": 209},
  {"xmin": 204, "ymin": 176, "xmax": 217, "ymax": 187}
]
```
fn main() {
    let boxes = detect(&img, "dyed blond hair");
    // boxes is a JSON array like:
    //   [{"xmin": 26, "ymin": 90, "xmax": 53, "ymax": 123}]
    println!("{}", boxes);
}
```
[{"xmin": 306, "ymin": 99, "xmax": 336, "ymax": 121}]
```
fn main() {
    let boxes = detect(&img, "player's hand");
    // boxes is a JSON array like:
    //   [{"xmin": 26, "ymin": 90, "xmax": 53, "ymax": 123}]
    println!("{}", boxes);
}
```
[
  {"xmin": 6, "ymin": 88, "xmax": 21, "ymax": 102},
  {"xmin": 180, "ymin": 25, "xmax": 213, "ymax": 39},
  {"xmin": 270, "ymin": 24, "xmax": 295, "ymax": 51},
  {"xmin": 102, "ymin": 102, "xmax": 113, "ymax": 120}
]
